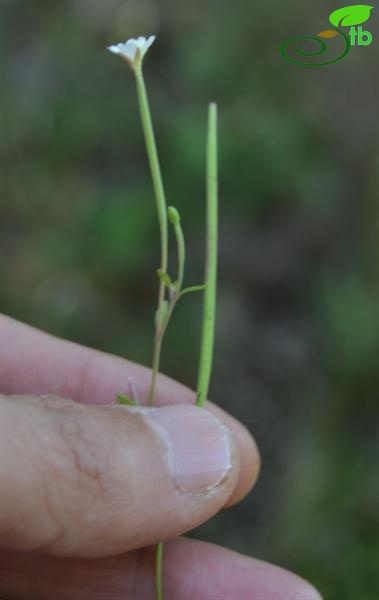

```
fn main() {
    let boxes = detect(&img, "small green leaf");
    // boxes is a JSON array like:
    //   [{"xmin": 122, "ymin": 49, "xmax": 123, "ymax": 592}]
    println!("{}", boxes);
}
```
[
  {"xmin": 116, "ymin": 393, "xmax": 136, "ymax": 406},
  {"xmin": 157, "ymin": 269, "xmax": 172, "ymax": 287},
  {"xmin": 179, "ymin": 284, "xmax": 206, "ymax": 298},
  {"xmin": 329, "ymin": 5, "xmax": 374, "ymax": 27}
]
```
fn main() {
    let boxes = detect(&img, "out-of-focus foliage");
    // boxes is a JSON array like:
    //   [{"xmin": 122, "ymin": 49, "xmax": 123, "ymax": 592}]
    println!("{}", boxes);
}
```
[{"xmin": 1, "ymin": 1, "xmax": 378, "ymax": 598}]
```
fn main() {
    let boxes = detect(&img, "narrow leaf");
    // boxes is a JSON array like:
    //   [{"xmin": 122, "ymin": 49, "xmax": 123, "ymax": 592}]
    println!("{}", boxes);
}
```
[
  {"xmin": 116, "ymin": 393, "xmax": 136, "ymax": 406},
  {"xmin": 196, "ymin": 104, "xmax": 218, "ymax": 408},
  {"xmin": 179, "ymin": 284, "xmax": 206, "ymax": 297}
]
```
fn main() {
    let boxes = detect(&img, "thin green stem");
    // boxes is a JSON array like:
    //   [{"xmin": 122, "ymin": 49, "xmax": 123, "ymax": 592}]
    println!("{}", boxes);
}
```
[
  {"xmin": 149, "ymin": 339, "xmax": 163, "ymax": 405},
  {"xmin": 155, "ymin": 542, "xmax": 164, "ymax": 600},
  {"xmin": 134, "ymin": 63, "xmax": 167, "ymax": 600},
  {"xmin": 134, "ymin": 65, "xmax": 168, "ymax": 407},
  {"xmin": 172, "ymin": 215, "xmax": 185, "ymax": 292},
  {"xmin": 156, "ymin": 298, "xmax": 176, "ymax": 344},
  {"xmin": 196, "ymin": 103, "xmax": 218, "ymax": 407}
]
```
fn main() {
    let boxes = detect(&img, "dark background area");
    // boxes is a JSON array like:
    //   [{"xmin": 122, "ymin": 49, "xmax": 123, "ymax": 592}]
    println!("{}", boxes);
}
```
[{"xmin": 1, "ymin": 1, "xmax": 378, "ymax": 598}]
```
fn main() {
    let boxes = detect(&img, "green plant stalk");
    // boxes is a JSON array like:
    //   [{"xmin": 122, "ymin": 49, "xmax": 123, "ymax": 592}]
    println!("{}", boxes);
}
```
[
  {"xmin": 134, "ymin": 64, "xmax": 168, "ymax": 407},
  {"xmin": 155, "ymin": 542, "xmax": 164, "ymax": 600},
  {"xmin": 196, "ymin": 103, "xmax": 218, "ymax": 407},
  {"xmin": 134, "ymin": 62, "xmax": 167, "ymax": 600}
]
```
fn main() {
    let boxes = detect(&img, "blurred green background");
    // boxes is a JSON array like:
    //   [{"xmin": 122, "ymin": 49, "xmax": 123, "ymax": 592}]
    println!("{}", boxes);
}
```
[{"xmin": 1, "ymin": 1, "xmax": 378, "ymax": 598}]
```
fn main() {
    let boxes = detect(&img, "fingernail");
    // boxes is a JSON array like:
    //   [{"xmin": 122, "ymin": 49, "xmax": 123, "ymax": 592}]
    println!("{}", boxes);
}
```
[{"xmin": 136, "ymin": 405, "xmax": 233, "ymax": 493}]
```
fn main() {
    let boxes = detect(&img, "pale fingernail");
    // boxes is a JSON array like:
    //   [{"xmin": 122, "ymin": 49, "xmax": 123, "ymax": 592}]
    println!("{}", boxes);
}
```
[{"xmin": 133, "ymin": 404, "xmax": 233, "ymax": 493}]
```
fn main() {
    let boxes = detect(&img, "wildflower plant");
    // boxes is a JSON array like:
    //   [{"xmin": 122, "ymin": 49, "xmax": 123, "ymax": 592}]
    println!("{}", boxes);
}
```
[{"xmin": 108, "ymin": 35, "xmax": 218, "ymax": 599}]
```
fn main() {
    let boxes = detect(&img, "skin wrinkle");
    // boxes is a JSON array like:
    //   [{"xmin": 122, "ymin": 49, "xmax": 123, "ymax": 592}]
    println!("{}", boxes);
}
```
[
  {"xmin": 38, "ymin": 433, "xmax": 72, "ymax": 554},
  {"xmin": 2, "ymin": 395, "xmax": 123, "ymax": 554},
  {"xmin": 51, "ymin": 410, "xmax": 132, "ymax": 548},
  {"xmin": 33, "ymin": 525, "xmax": 67, "ymax": 557},
  {"xmin": 56, "ymin": 409, "xmax": 105, "ymax": 491},
  {"xmin": 0, "ymin": 397, "xmax": 64, "ymax": 550},
  {"xmin": 36, "ymin": 397, "xmax": 113, "ymax": 507},
  {"xmin": 34, "ymin": 399, "xmax": 130, "ymax": 512},
  {"xmin": 45, "ymin": 426, "xmax": 119, "ymax": 552}
]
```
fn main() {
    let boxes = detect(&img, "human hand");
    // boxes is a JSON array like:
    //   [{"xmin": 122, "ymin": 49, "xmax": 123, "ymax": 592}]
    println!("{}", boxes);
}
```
[{"xmin": 0, "ymin": 314, "xmax": 321, "ymax": 599}]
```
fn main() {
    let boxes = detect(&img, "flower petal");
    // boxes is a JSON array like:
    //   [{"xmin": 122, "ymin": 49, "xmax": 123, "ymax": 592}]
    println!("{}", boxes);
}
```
[
  {"xmin": 107, "ymin": 35, "xmax": 156, "ymax": 65},
  {"xmin": 107, "ymin": 44, "xmax": 121, "ymax": 55},
  {"xmin": 124, "ymin": 40, "xmax": 139, "ymax": 60},
  {"xmin": 143, "ymin": 35, "xmax": 156, "ymax": 55}
]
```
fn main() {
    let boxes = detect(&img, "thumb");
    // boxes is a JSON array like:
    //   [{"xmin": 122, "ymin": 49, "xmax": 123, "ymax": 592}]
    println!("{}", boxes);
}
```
[{"xmin": 0, "ymin": 394, "xmax": 240, "ymax": 558}]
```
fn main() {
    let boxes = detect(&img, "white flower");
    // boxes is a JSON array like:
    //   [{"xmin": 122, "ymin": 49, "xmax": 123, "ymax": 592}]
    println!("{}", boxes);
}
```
[{"xmin": 107, "ymin": 35, "xmax": 156, "ymax": 68}]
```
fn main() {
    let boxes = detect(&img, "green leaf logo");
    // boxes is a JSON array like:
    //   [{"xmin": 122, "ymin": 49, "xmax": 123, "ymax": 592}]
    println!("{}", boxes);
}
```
[{"xmin": 329, "ymin": 5, "xmax": 374, "ymax": 27}]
